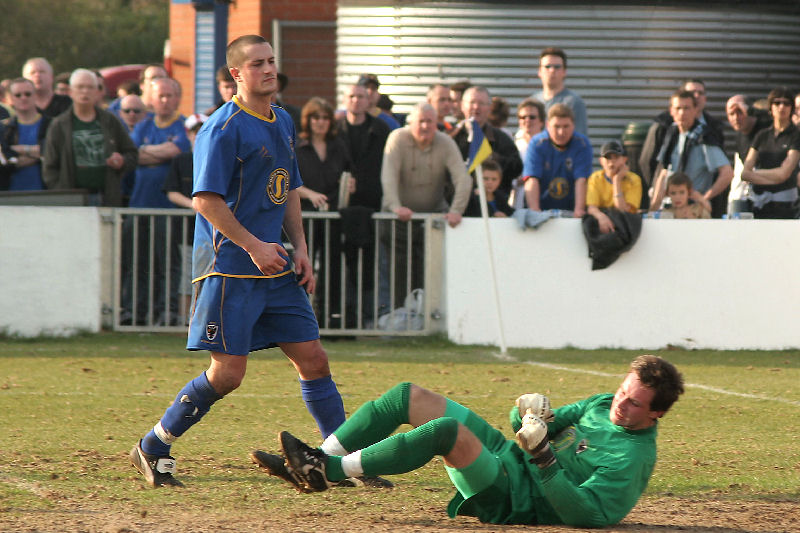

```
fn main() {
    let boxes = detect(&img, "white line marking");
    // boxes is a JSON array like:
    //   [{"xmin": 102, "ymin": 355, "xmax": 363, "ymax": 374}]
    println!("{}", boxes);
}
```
[{"xmin": 498, "ymin": 354, "xmax": 800, "ymax": 407}]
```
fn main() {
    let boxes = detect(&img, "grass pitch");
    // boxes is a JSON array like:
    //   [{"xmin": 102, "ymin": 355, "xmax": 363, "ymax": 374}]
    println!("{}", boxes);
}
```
[{"xmin": 1, "ymin": 333, "xmax": 799, "ymax": 531}]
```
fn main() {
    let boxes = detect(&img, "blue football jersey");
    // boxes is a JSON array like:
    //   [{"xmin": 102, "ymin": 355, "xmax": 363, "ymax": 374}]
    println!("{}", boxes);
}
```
[
  {"xmin": 130, "ymin": 115, "xmax": 190, "ymax": 208},
  {"xmin": 191, "ymin": 96, "xmax": 303, "ymax": 280},
  {"xmin": 523, "ymin": 130, "xmax": 593, "ymax": 210}
]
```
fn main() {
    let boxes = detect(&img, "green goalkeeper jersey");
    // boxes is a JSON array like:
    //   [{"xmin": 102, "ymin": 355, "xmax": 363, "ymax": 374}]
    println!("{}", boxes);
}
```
[{"xmin": 448, "ymin": 393, "xmax": 657, "ymax": 527}]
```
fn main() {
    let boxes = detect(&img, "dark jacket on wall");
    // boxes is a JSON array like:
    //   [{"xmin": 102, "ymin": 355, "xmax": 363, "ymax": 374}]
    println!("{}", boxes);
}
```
[{"xmin": 581, "ymin": 209, "xmax": 642, "ymax": 270}]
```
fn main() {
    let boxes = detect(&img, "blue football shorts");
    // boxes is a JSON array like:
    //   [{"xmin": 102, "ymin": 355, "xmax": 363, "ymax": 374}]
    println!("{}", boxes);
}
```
[{"xmin": 187, "ymin": 274, "xmax": 319, "ymax": 355}]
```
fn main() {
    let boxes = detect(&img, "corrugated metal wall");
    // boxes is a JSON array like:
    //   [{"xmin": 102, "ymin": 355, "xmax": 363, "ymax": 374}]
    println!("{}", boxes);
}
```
[
  {"xmin": 194, "ymin": 10, "xmax": 217, "ymax": 113},
  {"xmin": 337, "ymin": 2, "xmax": 800, "ymax": 150}
]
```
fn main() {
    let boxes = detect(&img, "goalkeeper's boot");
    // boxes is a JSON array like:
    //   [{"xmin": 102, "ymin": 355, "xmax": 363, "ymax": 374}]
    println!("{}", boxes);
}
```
[
  {"xmin": 279, "ymin": 431, "xmax": 332, "ymax": 492},
  {"xmin": 130, "ymin": 441, "xmax": 183, "ymax": 488},
  {"xmin": 250, "ymin": 449, "xmax": 310, "ymax": 493}
]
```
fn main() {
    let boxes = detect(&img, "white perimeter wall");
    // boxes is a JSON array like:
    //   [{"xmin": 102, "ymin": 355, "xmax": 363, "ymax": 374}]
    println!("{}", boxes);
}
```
[
  {"xmin": 446, "ymin": 218, "xmax": 800, "ymax": 350},
  {"xmin": 3, "ymin": 207, "xmax": 800, "ymax": 349},
  {"xmin": 0, "ymin": 207, "xmax": 102, "ymax": 337}
]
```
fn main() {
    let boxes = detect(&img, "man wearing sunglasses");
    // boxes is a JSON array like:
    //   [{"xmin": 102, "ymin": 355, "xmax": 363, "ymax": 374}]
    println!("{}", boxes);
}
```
[
  {"xmin": 118, "ymin": 94, "xmax": 147, "ymax": 133},
  {"xmin": 531, "ymin": 47, "xmax": 588, "ymax": 136},
  {"xmin": 0, "ymin": 78, "xmax": 51, "ymax": 190}
]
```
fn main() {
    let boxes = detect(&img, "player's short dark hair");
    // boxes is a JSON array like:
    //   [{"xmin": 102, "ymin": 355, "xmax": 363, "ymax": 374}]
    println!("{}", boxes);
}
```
[
  {"xmin": 768, "ymin": 86, "xmax": 795, "ymax": 114},
  {"xmin": 540, "ymin": 47, "xmax": 567, "ymax": 68},
  {"xmin": 216, "ymin": 65, "xmax": 234, "ymax": 83},
  {"xmin": 481, "ymin": 158, "xmax": 502, "ymax": 175},
  {"xmin": 666, "ymin": 171, "xmax": 692, "ymax": 191},
  {"xmin": 671, "ymin": 89, "xmax": 697, "ymax": 107},
  {"xmin": 227, "ymin": 35, "xmax": 268, "ymax": 69},
  {"xmin": 630, "ymin": 355, "xmax": 684, "ymax": 413}
]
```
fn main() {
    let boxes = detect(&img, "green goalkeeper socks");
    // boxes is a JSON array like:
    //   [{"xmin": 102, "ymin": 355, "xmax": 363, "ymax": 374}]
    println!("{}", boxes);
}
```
[
  {"xmin": 333, "ymin": 382, "xmax": 412, "ymax": 452},
  {"xmin": 359, "ymin": 417, "xmax": 459, "ymax": 477},
  {"xmin": 325, "ymin": 416, "xmax": 460, "ymax": 482}
]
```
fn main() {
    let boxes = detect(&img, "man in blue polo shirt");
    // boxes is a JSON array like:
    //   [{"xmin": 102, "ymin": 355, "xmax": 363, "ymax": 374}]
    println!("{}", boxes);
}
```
[{"xmin": 522, "ymin": 103, "xmax": 593, "ymax": 217}]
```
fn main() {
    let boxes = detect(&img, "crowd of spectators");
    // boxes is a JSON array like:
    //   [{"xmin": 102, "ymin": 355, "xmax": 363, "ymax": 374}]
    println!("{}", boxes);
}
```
[{"xmin": 2, "ymin": 46, "xmax": 799, "ymax": 324}]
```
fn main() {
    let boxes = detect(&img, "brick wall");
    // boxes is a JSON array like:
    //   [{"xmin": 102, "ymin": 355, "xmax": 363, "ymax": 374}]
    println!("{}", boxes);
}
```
[
  {"xmin": 168, "ymin": 3, "xmax": 196, "ymax": 117},
  {"xmin": 277, "ymin": 24, "xmax": 337, "ymax": 109},
  {"xmin": 170, "ymin": 0, "xmax": 337, "ymax": 115}
]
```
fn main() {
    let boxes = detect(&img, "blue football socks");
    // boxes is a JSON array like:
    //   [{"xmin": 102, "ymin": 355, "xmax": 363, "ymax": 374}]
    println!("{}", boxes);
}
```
[
  {"xmin": 141, "ymin": 372, "xmax": 222, "ymax": 456},
  {"xmin": 299, "ymin": 375, "xmax": 346, "ymax": 439}
]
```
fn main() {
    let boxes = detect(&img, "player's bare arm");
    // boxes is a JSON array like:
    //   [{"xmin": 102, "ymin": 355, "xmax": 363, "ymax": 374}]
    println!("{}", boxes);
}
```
[
  {"xmin": 193, "ymin": 191, "xmax": 288, "ymax": 275},
  {"xmin": 281, "ymin": 189, "xmax": 316, "ymax": 293}
]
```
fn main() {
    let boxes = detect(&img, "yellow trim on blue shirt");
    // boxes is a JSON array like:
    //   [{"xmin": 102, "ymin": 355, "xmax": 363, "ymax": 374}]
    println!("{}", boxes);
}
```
[{"xmin": 232, "ymin": 95, "xmax": 275, "ymax": 123}]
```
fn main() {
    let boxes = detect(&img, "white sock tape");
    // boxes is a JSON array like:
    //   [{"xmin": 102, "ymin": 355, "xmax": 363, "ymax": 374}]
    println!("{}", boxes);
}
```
[{"xmin": 341, "ymin": 450, "xmax": 363, "ymax": 478}]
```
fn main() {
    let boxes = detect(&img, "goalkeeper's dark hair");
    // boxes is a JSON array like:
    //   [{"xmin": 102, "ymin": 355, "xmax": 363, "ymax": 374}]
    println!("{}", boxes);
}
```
[{"xmin": 630, "ymin": 355, "xmax": 684, "ymax": 413}]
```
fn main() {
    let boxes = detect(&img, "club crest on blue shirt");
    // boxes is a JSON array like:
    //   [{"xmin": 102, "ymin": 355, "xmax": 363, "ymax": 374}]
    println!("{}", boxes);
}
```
[
  {"xmin": 548, "ymin": 177, "xmax": 570, "ymax": 199},
  {"xmin": 267, "ymin": 168, "xmax": 290, "ymax": 204},
  {"xmin": 206, "ymin": 322, "xmax": 218, "ymax": 341}
]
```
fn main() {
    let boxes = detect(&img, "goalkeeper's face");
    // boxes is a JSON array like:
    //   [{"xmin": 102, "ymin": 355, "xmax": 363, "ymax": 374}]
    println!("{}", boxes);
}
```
[{"xmin": 610, "ymin": 372, "xmax": 661, "ymax": 431}]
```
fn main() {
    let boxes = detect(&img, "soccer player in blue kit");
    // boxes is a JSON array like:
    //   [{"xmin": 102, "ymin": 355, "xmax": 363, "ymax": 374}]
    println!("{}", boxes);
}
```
[{"xmin": 130, "ymin": 34, "xmax": 346, "ymax": 487}]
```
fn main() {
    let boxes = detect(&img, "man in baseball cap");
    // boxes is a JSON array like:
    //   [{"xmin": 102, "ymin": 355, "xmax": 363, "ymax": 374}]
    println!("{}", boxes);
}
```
[{"xmin": 585, "ymin": 138, "xmax": 643, "ymax": 233}]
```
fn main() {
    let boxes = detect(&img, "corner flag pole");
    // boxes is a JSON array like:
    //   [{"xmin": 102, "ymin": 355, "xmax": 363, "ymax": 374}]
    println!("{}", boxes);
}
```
[
  {"xmin": 473, "ymin": 164, "xmax": 508, "ymax": 355},
  {"xmin": 467, "ymin": 119, "xmax": 508, "ymax": 355}
]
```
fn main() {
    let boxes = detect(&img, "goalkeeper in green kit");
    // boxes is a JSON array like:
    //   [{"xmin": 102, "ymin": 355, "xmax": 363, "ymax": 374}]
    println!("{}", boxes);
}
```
[{"xmin": 259, "ymin": 355, "xmax": 684, "ymax": 527}]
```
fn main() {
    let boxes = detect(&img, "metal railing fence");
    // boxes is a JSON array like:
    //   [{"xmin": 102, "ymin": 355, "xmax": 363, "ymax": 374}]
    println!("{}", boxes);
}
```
[{"xmin": 108, "ymin": 209, "xmax": 445, "ymax": 336}]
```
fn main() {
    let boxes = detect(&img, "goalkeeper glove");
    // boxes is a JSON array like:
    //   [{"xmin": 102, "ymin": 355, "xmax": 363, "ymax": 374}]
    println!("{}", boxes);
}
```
[
  {"xmin": 515, "ymin": 393, "xmax": 554, "ymax": 422},
  {"xmin": 515, "ymin": 411, "xmax": 556, "ymax": 468}
]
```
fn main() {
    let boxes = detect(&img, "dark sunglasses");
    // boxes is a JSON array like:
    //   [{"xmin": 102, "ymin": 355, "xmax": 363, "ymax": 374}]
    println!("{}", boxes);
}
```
[
  {"xmin": 13, "ymin": 91, "xmax": 33, "ymax": 98},
  {"xmin": 518, "ymin": 114, "xmax": 540, "ymax": 121},
  {"xmin": 121, "ymin": 108, "xmax": 144, "ymax": 114},
  {"xmin": 771, "ymin": 99, "xmax": 792, "ymax": 107}
]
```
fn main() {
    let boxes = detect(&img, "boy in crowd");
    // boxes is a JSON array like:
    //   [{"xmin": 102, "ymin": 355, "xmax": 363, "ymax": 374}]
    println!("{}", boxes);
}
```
[
  {"xmin": 661, "ymin": 172, "xmax": 710, "ymax": 219},
  {"xmin": 465, "ymin": 159, "xmax": 514, "ymax": 218}
]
